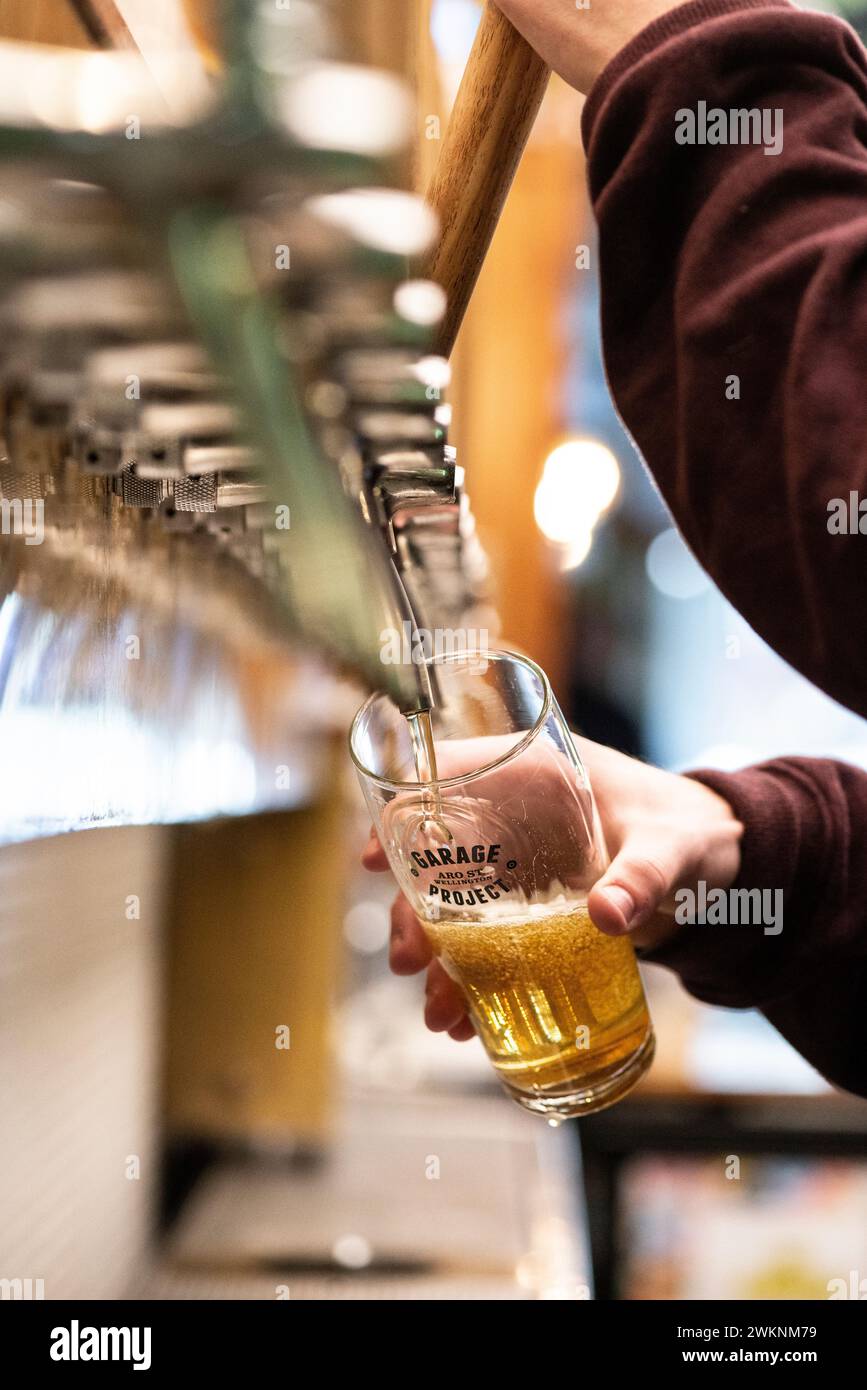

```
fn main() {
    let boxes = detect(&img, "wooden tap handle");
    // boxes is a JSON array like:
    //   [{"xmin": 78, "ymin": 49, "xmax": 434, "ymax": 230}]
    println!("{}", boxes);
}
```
[{"xmin": 424, "ymin": 3, "xmax": 550, "ymax": 358}]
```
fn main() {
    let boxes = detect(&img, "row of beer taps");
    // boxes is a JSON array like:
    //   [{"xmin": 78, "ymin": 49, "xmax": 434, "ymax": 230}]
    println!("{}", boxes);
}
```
[{"xmin": 0, "ymin": 0, "xmax": 494, "ymax": 722}]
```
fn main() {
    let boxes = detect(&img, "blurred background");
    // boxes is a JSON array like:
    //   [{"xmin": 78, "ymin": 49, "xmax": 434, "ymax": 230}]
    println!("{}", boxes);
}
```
[{"xmin": 1, "ymin": 0, "xmax": 867, "ymax": 1302}]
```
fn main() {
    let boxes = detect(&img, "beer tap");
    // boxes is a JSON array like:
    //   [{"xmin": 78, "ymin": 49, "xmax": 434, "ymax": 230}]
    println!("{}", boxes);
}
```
[
  {"xmin": 359, "ymin": 3, "xmax": 551, "ymax": 712},
  {"xmin": 0, "ymin": 0, "xmax": 549, "ymax": 839}
]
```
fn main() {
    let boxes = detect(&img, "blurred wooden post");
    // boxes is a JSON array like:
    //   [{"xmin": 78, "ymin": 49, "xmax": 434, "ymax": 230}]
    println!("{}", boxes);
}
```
[
  {"xmin": 0, "ymin": 0, "xmax": 96, "ymax": 44},
  {"xmin": 332, "ymin": 0, "xmax": 417, "ymax": 74},
  {"xmin": 423, "ymin": 5, "xmax": 550, "ymax": 358},
  {"xmin": 164, "ymin": 744, "xmax": 349, "ymax": 1147},
  {"xmin": 443, "ymin": 69, "xmax": 585, "ymax": 692},
  {"xmin": 336, "ymin": 0, "xmax": 580, "ymax": 690}
]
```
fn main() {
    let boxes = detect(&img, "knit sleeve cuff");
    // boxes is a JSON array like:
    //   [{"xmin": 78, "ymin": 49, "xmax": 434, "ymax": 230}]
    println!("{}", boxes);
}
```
[{"xmin": 639, "ymin": 763, "xmax": 826, "ymax": 1009}]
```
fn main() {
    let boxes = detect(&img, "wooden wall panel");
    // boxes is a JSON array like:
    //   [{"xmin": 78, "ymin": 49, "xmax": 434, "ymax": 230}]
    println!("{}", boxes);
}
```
[{"xmin": 0, "ymin": 0, "xmax": 95, "ymax": 46}]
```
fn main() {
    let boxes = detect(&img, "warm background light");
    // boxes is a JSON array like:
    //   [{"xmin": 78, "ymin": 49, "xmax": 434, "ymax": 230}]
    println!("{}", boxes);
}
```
[
  {"xmin": 534, "ymin": 438, "xmax": 621, "ymax": 568},
  {"xmin": 394, "ymin": 281, "xmax": 448, "ymax": 328}
]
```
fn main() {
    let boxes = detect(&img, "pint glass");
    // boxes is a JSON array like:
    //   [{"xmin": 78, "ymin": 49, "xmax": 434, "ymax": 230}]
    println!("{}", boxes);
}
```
[{"xmin": 350, "ymin": 650, "xmax": 655, "ymax": 1117}]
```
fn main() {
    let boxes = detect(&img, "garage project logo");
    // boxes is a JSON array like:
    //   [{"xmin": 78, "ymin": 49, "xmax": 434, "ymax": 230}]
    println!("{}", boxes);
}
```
[
  {"xmin": 49, "ymin": 1320, "xmax": 152, "ymax": 1371},
  {"xmin": 409, "ymin": 840, "xmax": 518, "ymax": 908}
]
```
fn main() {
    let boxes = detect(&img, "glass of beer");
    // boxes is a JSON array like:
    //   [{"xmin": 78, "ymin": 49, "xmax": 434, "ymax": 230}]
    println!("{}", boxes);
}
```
[{"xmin": 349, "ymin": 649, "xmax": 655, "ymax": 1118}]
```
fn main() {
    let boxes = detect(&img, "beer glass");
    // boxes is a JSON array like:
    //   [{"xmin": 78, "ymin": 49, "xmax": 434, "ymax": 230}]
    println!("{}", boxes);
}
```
[{"xmin": 350, "ymin": 650, "xmax": 655, "ymax": 1118}]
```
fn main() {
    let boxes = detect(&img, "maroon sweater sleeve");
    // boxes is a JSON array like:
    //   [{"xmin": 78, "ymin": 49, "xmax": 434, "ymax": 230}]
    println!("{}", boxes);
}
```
[
  {"xmin": 582, "ymin": 0, "xmax": 867, "ymax": 1096},
  {"xmin": 583, "ymin": 0, "xmax": 867, "ymax": 717},
  {"xmin": 645, "ymin": 760, "xmax": 867, "ymax": 1097}
]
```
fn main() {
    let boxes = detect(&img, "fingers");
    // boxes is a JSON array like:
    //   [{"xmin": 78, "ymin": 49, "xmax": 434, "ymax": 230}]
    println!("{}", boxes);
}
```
[
  {"xmin": 361, "ymin": 829, "xmax": 389, "ymax": 871},
  {"xmin": 448, "ymin": 1016, "xmax": 476, "ymax": 1042},
  {"xmin": 389, "ymin": 901, "xmax": 473, "ymax": 1036},
  {"xmin": 588, "ymin": 830, "xmax": 688, "ymax": 937},
  {"xmin": 389, "ymin": 894, "xmax": 433, "ymax": 975},
  {"xmin": 424, "ymin": 959, "xmax": 469, "ymax": 1033},
  {"xmin": 364, "ymin": 832, "xmax": 471, "ymax": 1034}
]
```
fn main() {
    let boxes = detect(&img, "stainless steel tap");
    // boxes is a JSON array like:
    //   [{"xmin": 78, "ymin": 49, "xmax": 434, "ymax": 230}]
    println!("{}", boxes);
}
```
[
  {"xmin": 0, "ymin": 4, "xmax": 475, "ymax": 713},
  {"xmin": 0, "ymin": 0, "xmax": 505, "ymax": 846}
]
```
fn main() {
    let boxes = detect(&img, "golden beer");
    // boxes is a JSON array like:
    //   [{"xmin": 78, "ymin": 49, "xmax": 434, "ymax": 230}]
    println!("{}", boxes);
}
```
[
  {"xmin": 351, "ymin": 650, "xmax": 657, "ymax": 1118},
  {"xmin": 424, "ymin": 905, "xmax": 654, "ymax": 1114}
]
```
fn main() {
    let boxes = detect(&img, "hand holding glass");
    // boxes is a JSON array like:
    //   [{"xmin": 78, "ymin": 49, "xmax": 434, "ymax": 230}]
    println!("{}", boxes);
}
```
[{"xmin": 350, "ymin": 650, "xmax": 654, "ymax": 1117}]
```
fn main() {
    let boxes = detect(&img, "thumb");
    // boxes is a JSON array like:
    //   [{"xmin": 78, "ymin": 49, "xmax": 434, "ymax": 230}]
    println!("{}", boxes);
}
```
[{"xmin": 588, "ymin": 831, "xmax": 688, "ymax": 937}]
